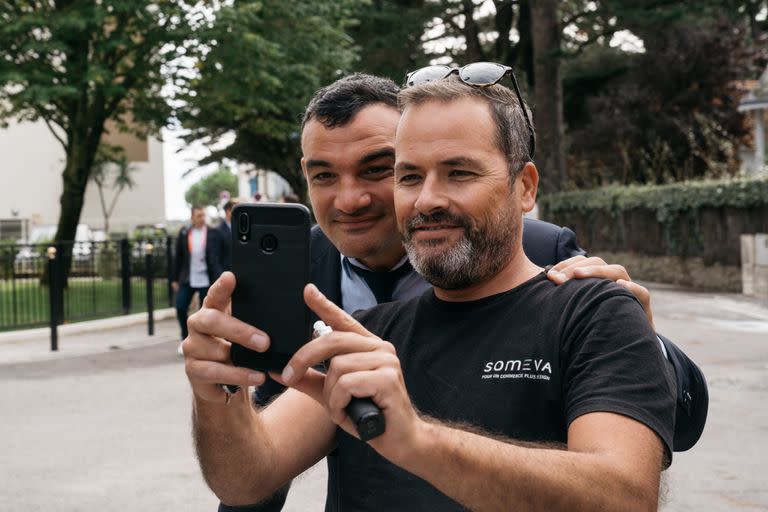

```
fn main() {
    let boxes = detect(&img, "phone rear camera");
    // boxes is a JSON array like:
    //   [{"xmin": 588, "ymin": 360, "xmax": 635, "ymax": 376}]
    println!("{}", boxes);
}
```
[
  {"xmin": 238, "ymin": 212, "xmax": 249, "ymax": 234},
  {"xmin": 261, "ymin": 234, "xmax": 278, "ymax": 253}
]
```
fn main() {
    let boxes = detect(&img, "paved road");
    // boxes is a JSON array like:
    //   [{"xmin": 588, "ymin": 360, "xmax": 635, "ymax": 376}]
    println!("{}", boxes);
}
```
[{"xmin": 0, "ymin": 285, "xmax": 766, "ymax": 511}]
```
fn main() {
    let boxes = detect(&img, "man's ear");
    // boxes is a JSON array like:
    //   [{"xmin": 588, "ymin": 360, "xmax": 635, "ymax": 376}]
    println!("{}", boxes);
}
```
[
  {"xmin": 519, "ymin": 162, "xmax": 538, "ymax": 213},
  {"xmin": 300, "ymin": 157, "xmax": 309, "ymax": 182}
]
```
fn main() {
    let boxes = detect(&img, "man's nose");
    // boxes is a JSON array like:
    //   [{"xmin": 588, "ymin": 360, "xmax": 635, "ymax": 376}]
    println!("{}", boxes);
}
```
[
  {"xmin": 334, "ymin": 178, "xmax": 372, "ymax": 213},
  {"xmin": 413, "ymin": 174, "xmax": 449, "ymax": 215}
]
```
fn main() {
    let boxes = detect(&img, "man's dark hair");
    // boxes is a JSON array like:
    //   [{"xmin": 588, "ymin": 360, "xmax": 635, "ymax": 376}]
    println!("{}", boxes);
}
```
[
  {"xmin": 223, "ymin": 199, "xmax": 239, "ymax": 213},
  {"xmin": 301, "ymin": 73, "xmax": 399, "ymax": 131},
  {"xmin": 191, "ymin": 205, "xmax": 204, "ymax": 213}
]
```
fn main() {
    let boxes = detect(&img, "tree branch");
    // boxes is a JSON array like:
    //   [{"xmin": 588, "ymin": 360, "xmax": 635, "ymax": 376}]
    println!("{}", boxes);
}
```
[
  {"xmin": 36, "ymin": 107, "xmax": 68, "ymax": 149},
  {"xmin": 562, "ymin": 8, "xmax": 598, "ymax": 27}
]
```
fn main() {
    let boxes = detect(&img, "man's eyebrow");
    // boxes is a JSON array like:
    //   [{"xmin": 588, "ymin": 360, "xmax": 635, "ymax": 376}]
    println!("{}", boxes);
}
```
[
  {"xmin": 440, "ymin": 156, "xmax": 484, "ymax": 168},
  {"xmin": 358, "ymin": 148, "xmax": 395, "ymax": 165},
  {"xmin": 394, "ymin": 161, "xmax": 419, "ymax": 172},
  {"xmin": 304, "ymin": 159, "xmax": 331, "ymax": 170}
]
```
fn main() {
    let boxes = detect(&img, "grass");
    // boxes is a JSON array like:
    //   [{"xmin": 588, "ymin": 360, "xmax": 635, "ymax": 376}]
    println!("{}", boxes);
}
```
[{"xmin": 0, "ymin": 277, "xmax": 171, "ymax": 331}]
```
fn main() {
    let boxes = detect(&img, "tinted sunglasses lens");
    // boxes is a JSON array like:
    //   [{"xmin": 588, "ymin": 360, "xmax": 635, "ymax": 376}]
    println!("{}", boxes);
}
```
[
  {"xmin": 459, "ymin": 62, "xmax": 506, "ymax": 86},
  {"xmin": 406, "ymin": 66, "xmax": 451, "ymax": 87}
]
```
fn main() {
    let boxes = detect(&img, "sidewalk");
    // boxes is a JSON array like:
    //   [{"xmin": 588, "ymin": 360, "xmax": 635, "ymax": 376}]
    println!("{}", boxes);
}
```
[{"xmin": 0, "ymin": 308, "xmax": 178, "ymax": 365}]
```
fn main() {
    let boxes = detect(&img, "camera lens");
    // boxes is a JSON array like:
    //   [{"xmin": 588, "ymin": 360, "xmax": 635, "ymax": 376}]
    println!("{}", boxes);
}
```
[
  {"xmin": 238, "ymin": 212, "xmax": 249, "ymax": 234},
  {"xmin": 261, "ymin": 234, "xmax": 278, "ymax": 253}
]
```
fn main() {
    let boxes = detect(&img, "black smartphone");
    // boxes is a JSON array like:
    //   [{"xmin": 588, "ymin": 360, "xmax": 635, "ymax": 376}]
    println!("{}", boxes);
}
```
[{"xmin": 230, "ymin": 203, "xmax": 312, "ymax": 372}]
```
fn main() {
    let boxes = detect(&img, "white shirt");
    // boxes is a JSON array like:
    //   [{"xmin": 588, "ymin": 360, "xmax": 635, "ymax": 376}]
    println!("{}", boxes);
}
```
[{"xmin": 189, "ymin": 227, "xmax": 210, "ymax": 288}]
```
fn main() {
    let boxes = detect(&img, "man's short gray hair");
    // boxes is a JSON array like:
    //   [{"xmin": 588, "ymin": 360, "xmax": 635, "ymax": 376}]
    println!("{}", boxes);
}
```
[{"xmin": 398, "ymin": 75, "xmax": 534, "ymax": 179}]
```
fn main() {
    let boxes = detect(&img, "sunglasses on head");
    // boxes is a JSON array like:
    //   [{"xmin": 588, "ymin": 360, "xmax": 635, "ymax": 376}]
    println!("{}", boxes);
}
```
[{"xmin": 404, "ymin": 62, "xmax": 535, "ymax": 159}]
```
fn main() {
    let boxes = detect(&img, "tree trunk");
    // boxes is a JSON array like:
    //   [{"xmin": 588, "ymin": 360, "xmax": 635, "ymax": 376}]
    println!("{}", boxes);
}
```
[
  {"xmin": 54, "ymin": 124, "xmax": 105, "ymax": 281},
  {"xmin": 515, "ymin": 0, "xmax": 534, "ymax": 86},
  {"xmin": 462, "ymin": 0, "xmax": 485, "ymax": 62},
  {"xmin": 530, "ymin": 0, "xmax": 565, "ymax": 195}
]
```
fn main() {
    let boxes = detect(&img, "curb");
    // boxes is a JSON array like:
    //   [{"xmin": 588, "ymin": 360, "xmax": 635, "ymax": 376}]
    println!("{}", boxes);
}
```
[{"xmin": 0, "ymin": 308, "xmax": 176, "ymax": 345}]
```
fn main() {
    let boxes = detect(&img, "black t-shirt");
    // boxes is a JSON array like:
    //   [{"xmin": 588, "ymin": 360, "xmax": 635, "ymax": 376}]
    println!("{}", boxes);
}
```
[{"xmin": 325, "ymin": 273, "xmax": 675, "ymax": 512}]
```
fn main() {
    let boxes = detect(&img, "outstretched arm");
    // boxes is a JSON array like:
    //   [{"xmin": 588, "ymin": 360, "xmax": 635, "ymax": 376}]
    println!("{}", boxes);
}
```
[{"xmin": 183, "ymin": 273, "xmax": 336, "ymax": 506}]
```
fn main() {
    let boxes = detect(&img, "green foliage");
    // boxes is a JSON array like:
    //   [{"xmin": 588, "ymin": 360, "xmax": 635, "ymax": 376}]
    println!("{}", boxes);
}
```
[
  {"xmin": 539, "ymin": 174, "xmax": 768, "ymax": 223},
  {"xmin": 184, "ymin": 168, "xmax": 238, "ymax": 208},
  {"xmin": 0, "ymin": 0, "xmax": 207, "ymax": 274},
  {"xmin": 566, "ymin": 15, "xmax": 762, "ymax": 187},
  {"xmin": 180, "ymin": 0, "xmax": 363, "ymax": 201},
  {"xmin": 0, "ymin": 1, "xmax": 203, "ymax": 138},
  {"xmin": 351, "ymin": 0, "xmax": 436, "ymax": 81}
]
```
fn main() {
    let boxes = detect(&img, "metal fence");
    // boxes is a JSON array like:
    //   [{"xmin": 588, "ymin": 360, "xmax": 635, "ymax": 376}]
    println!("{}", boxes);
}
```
[{"xmin": 0, "ymin": 237, "xmax": 175, "ymax": 331}]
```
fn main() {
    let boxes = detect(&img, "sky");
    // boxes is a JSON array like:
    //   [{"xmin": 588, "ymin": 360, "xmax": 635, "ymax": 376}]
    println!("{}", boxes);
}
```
[{"xmin": 162, "ymin": 128, "xmax": 227, "ymax": 222}]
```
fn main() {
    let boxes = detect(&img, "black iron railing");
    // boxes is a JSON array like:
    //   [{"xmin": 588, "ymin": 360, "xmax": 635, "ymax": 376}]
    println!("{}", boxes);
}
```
[{"xmin": 0, "ymin": 237, "xmax": 175, "ymax": 331}]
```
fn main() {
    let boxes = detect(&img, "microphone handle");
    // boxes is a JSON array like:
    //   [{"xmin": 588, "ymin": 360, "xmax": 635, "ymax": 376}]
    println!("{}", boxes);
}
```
[{"xmin": 346, "ymin": 397, "xmax": 385, "ymax": 441}]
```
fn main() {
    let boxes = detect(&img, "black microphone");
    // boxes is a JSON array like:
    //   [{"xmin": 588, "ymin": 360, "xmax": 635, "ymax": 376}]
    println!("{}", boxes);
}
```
[
  {"xmin": 346, "ymin": 397, "xmax": 386, "ymax": 441},
  {"xmin": 315, "ymin": 321, "xmax": 386, "ymax": 441}
]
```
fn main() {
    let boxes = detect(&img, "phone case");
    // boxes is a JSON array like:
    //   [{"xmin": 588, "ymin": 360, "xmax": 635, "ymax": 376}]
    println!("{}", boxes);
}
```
[{"xmin": 230, "ymin": 203, "xmax": 312, "ymax": 372}]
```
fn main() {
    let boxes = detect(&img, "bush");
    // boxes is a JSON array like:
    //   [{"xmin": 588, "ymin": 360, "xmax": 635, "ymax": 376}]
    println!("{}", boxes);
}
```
[
  {"xmin": 539, "ymin": 174, "xmax": 768, "ymax": 223},
  {"xmin": 538, "ymin": 174, "xmax": 768, "ymax": 266}
]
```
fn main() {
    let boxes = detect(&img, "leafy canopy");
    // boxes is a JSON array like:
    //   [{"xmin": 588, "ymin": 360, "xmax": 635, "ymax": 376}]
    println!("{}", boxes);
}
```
[
  {"xmin": 184, "ymin": 168, "xmax": 238, "ymax": 208},
  {"xmin": 180, "ymin": 0, "xmax": 363, "ymax": 201}
]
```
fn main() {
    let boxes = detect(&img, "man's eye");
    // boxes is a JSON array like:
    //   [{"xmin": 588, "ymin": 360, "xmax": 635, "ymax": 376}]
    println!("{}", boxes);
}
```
[
  {"xmin": 311, "ymin": 172, "xmax": 335, "ymax": 182},
  {"xmin": 397, "ymin": 174, "xmax": 421, "ymax": 184},
  {"xmin": 450, "ymin": 170, "xmax": 476, "ymax": 179},
  {"xmin": 363, "ymin": 166, "xmax": 394, "ymax": 178}
]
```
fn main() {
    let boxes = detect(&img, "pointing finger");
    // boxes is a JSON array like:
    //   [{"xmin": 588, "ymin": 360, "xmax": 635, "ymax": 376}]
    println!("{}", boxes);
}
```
[{"xmin": 304, "ymin": 283, "xmax": 373, "ymax": 337}]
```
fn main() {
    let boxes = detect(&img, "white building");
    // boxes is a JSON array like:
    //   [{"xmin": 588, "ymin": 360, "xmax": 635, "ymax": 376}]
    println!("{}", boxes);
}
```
[
  {"xmin": 0, "ymin": 118, "xmax": 166, "ymax": 240},
  {"xmin": 236, "ymin": 168, "xmax": 294, "ymax": 203}
]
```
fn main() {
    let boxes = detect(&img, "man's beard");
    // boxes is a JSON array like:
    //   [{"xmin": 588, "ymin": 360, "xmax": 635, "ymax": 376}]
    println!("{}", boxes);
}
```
[{"xmin": 402, "ymin": 208, "xmax": 519, "ymax": 290}]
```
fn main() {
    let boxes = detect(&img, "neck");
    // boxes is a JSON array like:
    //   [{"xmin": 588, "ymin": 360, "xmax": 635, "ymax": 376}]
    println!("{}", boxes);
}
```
[
  {"xmin": 433, "ymin": 250, "xmax": 542, "ymax": 302},
  {"xmin": 356, "ymin": 246, "xmax": 407, "ymax": 272}
]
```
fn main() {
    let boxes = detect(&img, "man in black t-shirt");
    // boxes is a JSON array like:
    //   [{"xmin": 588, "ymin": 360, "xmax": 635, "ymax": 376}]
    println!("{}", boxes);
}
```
[{"xmin": 183, "ymin": 68, "xmax": 676, "ymax": 510}]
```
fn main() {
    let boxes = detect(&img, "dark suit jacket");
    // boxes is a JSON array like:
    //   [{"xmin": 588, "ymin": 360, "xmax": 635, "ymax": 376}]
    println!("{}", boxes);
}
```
[
  {"xmin": 216, "ymin": 221, "xmax": 233, "ymax": 272},
  {"xmin": 172, "ymin": 225, "xmax": 224, "ymax": 286}
]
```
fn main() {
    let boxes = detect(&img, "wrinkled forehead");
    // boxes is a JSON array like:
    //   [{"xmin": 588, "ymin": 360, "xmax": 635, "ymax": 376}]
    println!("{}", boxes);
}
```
[{"xmin": 395, "ymin": 97, "xmax": 496, "ymax": 153}]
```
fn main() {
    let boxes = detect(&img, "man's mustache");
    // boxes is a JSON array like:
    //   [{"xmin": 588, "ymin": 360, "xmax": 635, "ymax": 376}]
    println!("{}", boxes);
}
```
[{"xmin": 404, "ymin": 210, "xmax": 472, "ymax": 238}]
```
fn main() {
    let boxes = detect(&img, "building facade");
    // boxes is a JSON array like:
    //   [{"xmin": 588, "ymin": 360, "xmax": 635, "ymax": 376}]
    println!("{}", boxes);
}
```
[{"xmin": 0, "ymin": 118, "xmax": 166, "ymax": 240}]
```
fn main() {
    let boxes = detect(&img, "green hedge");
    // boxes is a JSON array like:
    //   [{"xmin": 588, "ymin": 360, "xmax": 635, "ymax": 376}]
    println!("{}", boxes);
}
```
[{"xmin": 539, "ymin": 174, "xmax": 768, "ymax": 223}]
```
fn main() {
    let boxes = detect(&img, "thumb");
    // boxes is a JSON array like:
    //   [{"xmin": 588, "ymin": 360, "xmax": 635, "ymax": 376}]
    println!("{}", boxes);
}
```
[
  {"xmin": 203, "ymin": 271, "xmax": 236, "ymax": 311},
  {"xmin": 270, "ymin": 368, "xmax": 327, "ymax": 405}
]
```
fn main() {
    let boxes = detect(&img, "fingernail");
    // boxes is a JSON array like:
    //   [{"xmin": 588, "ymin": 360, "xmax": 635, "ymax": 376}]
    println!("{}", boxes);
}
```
[
  {"xmin": 281, "ymin": 365, "xmax": 294, "ymax": 383},
  {"xmin": 250, "ymin": 333, "xmax": 268, "ymax": 351},
  {"xmin": 248, "ymin": 372, "xmax": 265, "ymax": 385},
  {"xmin": 548, "ymin": 270, "xmax": 566, "ymax": 281}
]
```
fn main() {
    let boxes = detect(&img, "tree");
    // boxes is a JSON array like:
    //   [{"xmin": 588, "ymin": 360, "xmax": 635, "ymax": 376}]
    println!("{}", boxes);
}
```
[
  {"xmin": 0, "ymin": 1, "xmax": 205, "ymax": 278},
  {"xmin": 184, "ymin": 168, "xmax": 238, "ymax": 209},
  {"xmin": 567, "ymin": 15, "xmax": 765, "ymax": 186},
  {"xmin": 350, "ymin": 0, "xmax": 439, "ymax": 82},
  {"xmin": 530, "ymin": 0, "xmax": 565, "ymax": 194},
  {"xmin": 90, "ymin": 144, "xmax": 137, "ymax": 234},
  {"xmin": 180, "ymin": 0, "xmax": 362, "ymax": 203}
]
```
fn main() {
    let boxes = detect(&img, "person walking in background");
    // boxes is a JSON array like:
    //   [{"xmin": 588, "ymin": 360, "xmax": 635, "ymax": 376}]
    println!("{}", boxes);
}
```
[
  {"xmin": 172, "ymin": 205, "xmax": 223, "ymax": 353},
  {"xmin": 216, "ymin": 199, "xmax": 239, "ymax": 272}
]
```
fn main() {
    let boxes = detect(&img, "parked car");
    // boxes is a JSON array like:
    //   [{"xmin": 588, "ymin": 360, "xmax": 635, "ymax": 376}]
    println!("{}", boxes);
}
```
[{"xmin": 14, "ymin": 224, "xmax": 97, "ymax": 275}]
